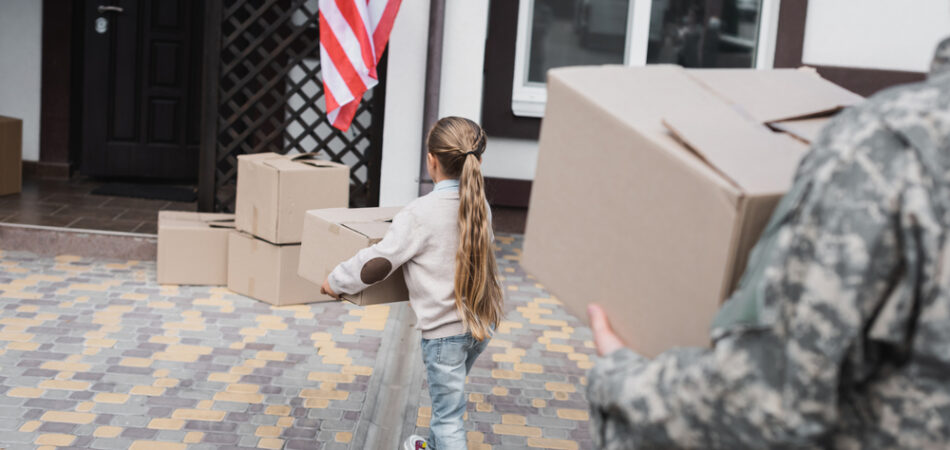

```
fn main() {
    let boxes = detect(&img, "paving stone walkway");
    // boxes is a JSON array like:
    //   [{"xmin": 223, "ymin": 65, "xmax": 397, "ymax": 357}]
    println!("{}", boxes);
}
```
[{"xmin": 0, "ymin": 234, "xmax": 594, "ymax": 449}]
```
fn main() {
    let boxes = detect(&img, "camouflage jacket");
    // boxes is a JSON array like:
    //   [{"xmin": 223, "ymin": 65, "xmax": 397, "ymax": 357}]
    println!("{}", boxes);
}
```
[{"xmin": 588, "ymin": 38, "xmax": 950, "ymax": 449}]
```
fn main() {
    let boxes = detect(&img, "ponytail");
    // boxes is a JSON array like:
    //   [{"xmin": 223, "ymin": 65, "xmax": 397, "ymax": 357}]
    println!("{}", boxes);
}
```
[{"xmin": 427, "ymin": 117, "xmax": 504, "ymax": 341}]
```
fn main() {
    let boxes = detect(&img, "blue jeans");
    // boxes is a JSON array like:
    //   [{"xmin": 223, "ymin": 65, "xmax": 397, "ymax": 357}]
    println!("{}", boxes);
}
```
[{"xmin": 420, "ymin": 332, "xmax": 489, "ymax": 450}]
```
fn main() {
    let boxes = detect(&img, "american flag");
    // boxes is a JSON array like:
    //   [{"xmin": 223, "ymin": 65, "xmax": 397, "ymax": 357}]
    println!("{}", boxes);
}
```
[{"xmin": 319, "ymin": 0, "xmax": 402, "ymax": 131}]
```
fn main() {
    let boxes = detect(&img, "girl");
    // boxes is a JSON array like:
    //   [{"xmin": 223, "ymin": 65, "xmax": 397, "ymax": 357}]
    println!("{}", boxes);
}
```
[{"xmin": 321, "ymin": 116, "xmax": 504, "ymax": 450}]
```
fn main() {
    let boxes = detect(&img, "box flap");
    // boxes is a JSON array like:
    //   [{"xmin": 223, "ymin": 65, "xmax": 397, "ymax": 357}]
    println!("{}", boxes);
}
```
[
  {"xmin": 686, "ymin": 68, "xmax": 862, "ymax": 123},
  {"xmin": 662, "ymin": 109, "xmax": 808, "ymax": 195},
  {"xmin": 341, "ymin": 221, "xmax": 391, "ymax": 241},
  {"xmin": 308, "ymin": 206, "xmax": 402, "ymax": 225},
  {"xmin": 770, "ymin": 117, "xmax": 831, "ymax": 144},
  {"xmin": 263, "ymin": 155, "xmax": 348, "ymax": 172}
]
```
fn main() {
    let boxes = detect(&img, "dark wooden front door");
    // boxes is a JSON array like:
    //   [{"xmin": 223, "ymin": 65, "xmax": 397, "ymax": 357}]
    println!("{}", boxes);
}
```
[{"xmin": 81, "ymin": 0, "xmax": 203, "ymax": 179}]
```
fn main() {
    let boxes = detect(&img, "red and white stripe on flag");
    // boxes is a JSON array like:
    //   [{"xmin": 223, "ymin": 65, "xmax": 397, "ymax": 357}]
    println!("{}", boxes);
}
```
[{"xmin": 319, "ymin": 0, "xmax": 401, "ymax": 131}]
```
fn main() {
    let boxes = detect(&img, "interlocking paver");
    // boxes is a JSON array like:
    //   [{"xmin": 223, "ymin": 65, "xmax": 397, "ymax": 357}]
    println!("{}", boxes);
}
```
[{"xmin": 0, "ymin": 234, "xmax": 593, "ymax": 448}]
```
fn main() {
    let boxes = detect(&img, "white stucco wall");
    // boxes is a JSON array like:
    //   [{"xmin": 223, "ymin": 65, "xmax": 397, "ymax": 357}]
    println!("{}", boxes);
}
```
[
  {"xmin": 802, "ymin": 0, "xmax": 950, "ymax": 73},
  {"xmin": 378, "ymin": 0, "xmax": 431, "ymax": 207},
  {"xmin": 0, "ymin": 0, "xmax": 42, "ymax": 162}
]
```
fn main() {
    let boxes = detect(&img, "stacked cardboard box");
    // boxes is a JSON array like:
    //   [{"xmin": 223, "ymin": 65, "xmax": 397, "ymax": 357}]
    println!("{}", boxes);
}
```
[
  {"xmin": 522, "ymin": 66, "xmax": 862, "ymax": 358},
  {"xmin": 0, "ymin": 116, "xmax": 23, "ymax": 196},
  {"xmin": 227, "ymin": 153, "xmax": 350, "ymax": 306}
]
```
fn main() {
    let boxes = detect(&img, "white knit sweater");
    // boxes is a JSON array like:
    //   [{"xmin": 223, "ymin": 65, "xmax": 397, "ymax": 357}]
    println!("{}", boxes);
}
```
[{"xmin": 328, "ymin": 187, "xmax": 483, "ymax": 339}]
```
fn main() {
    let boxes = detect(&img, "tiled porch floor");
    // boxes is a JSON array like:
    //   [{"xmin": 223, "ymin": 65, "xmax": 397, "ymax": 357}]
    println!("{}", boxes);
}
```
[
  {"xmin": 0, "ymin": 178, "xmax": 528, "ymax": 235},
  {"xmin": 0, "ymin": 179, "xmax": 197, "ymax": 235}
]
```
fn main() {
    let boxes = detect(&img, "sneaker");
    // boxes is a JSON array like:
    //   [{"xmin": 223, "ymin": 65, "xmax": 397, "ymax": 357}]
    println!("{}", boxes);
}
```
[{"xmin": 402, "ymin": 434, "xmax": 428, "ymax": 450}]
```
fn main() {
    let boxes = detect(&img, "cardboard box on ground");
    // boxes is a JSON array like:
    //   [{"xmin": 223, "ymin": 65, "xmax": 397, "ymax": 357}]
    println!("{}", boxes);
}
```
[
  {"xmin": 157, "ymin": 212, "xmax": 235, "ymax": 285},
  {"xmin": 522, "ymin": 65, "xmax": 862, "ymax": 358},
  {"xmin": 0, "ymin": 116, "xmax": 23, "ymax": 196},
  {"xmin": 298, "ymin": 207, "xmax": 409, "ymax": 306}
]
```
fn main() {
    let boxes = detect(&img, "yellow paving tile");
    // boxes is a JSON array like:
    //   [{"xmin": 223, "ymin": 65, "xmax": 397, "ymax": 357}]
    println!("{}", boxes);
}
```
[
  {"xmin": 37, "ymin": 380, "xmax": 90, "ymax": 391},
  {"xmin": 94, "ymin": 393, "xmax": 130, "ymax": 404},
  {"xmin": 277, "ymin": 416, "xmax": 295, "ymax": 427},
  {"xmin": 94, "ymin": 426, "xmax": 122, "ymax": 438},
  {"xmin": 197, "ymin": 400, "xmax": 214, "ymax": 410},
  {"xmin": 8, "ymin": 387, "xmax": 43, "ymax": 398},
  {"xmin": 303, "ymin": 398, "xmax": 330, "ymax": 408},
  {"xmin": 532, "ymin": 398, "xmax": 547, "ymax": 408},
  {"xmin": 492, "ymin": 424, "xmax": 543, "ymax": 438},
  {"xmin": 336, "ymin": 432, "xmax": 353, "ymax": 443},
  {"xmin": 183, "ymin": 432, "xmax": 204, "ymax": 444},
  {"xmin": 76, "ymin": 401, "xmax": 95, "ymax": 412},
  {"xmin": 492, "ymin": 386, "xmax": 509, "ymax": 396},
  {"xmin": 0, "ymin": 331, "xmax": 34, "ymax": 342},
  {"xmin": 6, "ymin": 341, "xmax": 40, "ymax": 351},
  {"xmin": 208, "ymin": 372, "xmax": 241, "ymax": 383},
  {"xmin": 131, "ymin": 385, "xmax": 165, "ymax": 396},
  {"xmin": 477, "ymin": 402, "xmax": 493, "ymax": 413},
  {"xmin": 491, "ymin": 369, "xmax": 522, "ymax": 380},
  {"xmin": 226, "ymin": 383, "xmax": 260, "ymax": 393},
  {"xmin": 502, "ymin": 414, "xmax": 527, "ymax": 425},
  {"xmin": 149, "ymin": 335, "xmax": 179, "ymax": 344},
  {"xmin": 120, "ymin": 357, "xmax": 152, "ymax": 368},
  {"xmin": 258, "ymin": 438, "xmax": 285, "ymax": 449},
  {"xmin": 148, "ymin": 418, "xmax": 185, "ymax": 430},
  {"xmin": 557, "ymin": 409, "xmax": 589, "ymax": 421},
  {"xmin": 35, "ymin": 434, "xmax": 75, "ymax": 446},
  {"xmin": 554, "ymin": 391, "xmax": 570, "ymax": 401},
  {"xmin": 514, "ymin": 363, "xmax": 544, "ymax": 374},
  {"xmin": 171, "ymin": 409, "xmax": 226, "ymax": 421},
  {"xmin": 85, "ymin": 338, "xmax": 117, "ymax": 348},
  {"xmin": 256, "ymin": 425, "xmax": 281, "ymax": 438},
  {"xmin": 256, "ymin": 350, "xmax": 287, "ymax": 361},
  {"xmin": 527, "ymin": 437, "xmax": 579, "ymax": 449},
  {"xmin": 19, "ymin": 420, "xmax": 41, "ymax": 432},
  {"xmin": 40, "ymin": 411, "xmax": 96, "ymax": 424},
  {"xmin": 153, "ymin": 378, "xmax": 179, "ymax": 387},
  {"xmin": 265, "ymin": 405, "xmax": 291, "ymax": 416},
  {"xmin": 545, "ymin": 382, "xmax": 576, "ymax": 393}
]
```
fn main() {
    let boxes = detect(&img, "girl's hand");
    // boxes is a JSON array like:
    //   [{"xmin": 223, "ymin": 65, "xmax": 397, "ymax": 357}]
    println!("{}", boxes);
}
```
[
  {"xmin": 321, "ymin": 279, "xmax": 340, "ymax": 299},
  {"xmin": 588, "ymin": 304, "xmax": 627, "ymax": 357}
]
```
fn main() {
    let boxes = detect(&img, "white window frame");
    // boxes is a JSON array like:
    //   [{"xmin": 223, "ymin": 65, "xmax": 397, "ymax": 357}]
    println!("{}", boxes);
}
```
[{"xmin": 511, "ymin": 0, "xmax": 782, "ymax": 118}]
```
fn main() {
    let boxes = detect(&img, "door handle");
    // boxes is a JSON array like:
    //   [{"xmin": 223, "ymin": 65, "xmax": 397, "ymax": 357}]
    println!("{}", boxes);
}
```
[{"xmin": 97, "ymin": 5, "xmax": 124, "ymax": 14}]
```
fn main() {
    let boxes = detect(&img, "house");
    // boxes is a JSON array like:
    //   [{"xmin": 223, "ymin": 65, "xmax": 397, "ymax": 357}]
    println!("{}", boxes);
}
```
[{"xmin": 0, "ymin": 0, "xmax": 948, "ymax": 232}]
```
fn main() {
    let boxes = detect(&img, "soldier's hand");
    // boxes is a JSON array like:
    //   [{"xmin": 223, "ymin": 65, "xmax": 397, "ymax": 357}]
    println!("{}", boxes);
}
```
[{"xmin": 588, "ymin": 304, "xmax": 626, "ymax": 357}]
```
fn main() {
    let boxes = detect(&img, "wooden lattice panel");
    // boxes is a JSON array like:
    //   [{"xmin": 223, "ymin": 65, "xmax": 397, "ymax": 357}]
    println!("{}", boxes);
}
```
[{"xmin": 201, "ymin": 0, "xmax": 386, "ymax": 211}]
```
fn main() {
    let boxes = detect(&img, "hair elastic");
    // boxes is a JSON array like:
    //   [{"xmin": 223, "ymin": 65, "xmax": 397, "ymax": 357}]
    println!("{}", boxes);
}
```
[{"xmin": 464, "ymin": 151, "xmax": 478, "ymax": 157}]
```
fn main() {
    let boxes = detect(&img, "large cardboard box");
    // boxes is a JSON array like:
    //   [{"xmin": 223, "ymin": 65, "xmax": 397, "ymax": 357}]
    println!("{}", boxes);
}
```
[
  {"xmin": 235, "ymin": 153, "xmax": 350, "ymax": 244},
  {"xmin": 523, "ymin": 65, "xmax": 862, "ymax": 358},
  {"xmin": 298, "ymin": 206, "xmax": 409, "ymax": 306},
  {"xmin": 0, "ymin": 116, "xmax": 23, "ymax": 196},
  {"xmin": 227, "ymin": 231, "xmax": 324, "ymax": 306},
  {"xmin": 157, "ymin": 211, "xmax": 235, "ymax": 285}
]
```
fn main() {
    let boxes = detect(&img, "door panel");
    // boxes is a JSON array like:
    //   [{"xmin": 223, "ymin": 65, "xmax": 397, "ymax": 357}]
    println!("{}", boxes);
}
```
[{"xmin": 81, "ymin": 0, "xmax": 203, "ymax": 179}]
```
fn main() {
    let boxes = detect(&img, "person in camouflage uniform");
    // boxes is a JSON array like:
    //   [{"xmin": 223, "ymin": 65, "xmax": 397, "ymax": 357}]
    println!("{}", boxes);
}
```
[{"xmin": 586, "ymin": 38, "xmax": 950, "ymax": 449}]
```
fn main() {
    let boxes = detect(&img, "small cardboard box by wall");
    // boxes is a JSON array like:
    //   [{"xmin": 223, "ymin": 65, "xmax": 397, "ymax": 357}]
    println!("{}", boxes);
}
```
[
  {"xmin": 235, "ymin": 153, "xmax": 350, "ymax": 244},
  {"xmin": 0, "ymin": 116, "xmax": 23, "ymax": 196},
  {"xmin": 298, "ymin": 206, "xmax": 409, "ymax": 306},
  {"xmin": 227, "ymin": 231, "xmax": 324, "ymax": 306},
  {"xmin": 157, "ymin": 211, "xmax": 235, "ymax": 285},
  {"xmin": 522, "ymin": 65, "xmax": 861, "ymax": 358}
]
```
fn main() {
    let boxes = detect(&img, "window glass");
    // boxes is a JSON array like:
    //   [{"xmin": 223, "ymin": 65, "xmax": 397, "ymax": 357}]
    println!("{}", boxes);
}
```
[
  {"xmin": 646, "ymin": 0, "xmax": 762, "ymax": 68},
  {"xmin": 525, "ymin": 0, "xmax": 630, "ymax": 84}
]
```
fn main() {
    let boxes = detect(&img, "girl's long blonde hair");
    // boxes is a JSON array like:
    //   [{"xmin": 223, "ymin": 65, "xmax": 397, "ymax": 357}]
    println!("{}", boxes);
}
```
[{"xmin": 427, "ymin": 117, "xmax": 504, "ymax": 341}]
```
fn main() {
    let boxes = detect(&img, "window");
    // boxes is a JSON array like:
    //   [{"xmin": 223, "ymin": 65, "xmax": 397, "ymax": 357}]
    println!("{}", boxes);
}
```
[{"xmin": 511, "ymin": 0, "xmax": 781, "ymax": 117}]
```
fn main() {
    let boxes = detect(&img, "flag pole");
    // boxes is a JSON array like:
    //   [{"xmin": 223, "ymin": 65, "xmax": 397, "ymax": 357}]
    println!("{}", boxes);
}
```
[{"xmin": 418, "ymin": 0, "xmax": 445, "ymax": 196}]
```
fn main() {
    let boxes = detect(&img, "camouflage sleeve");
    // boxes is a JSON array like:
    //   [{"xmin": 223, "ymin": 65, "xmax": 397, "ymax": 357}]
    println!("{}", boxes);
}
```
[{"xmin": 587, "ymin": 114, "xmax": 907, "ymax": 449}]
